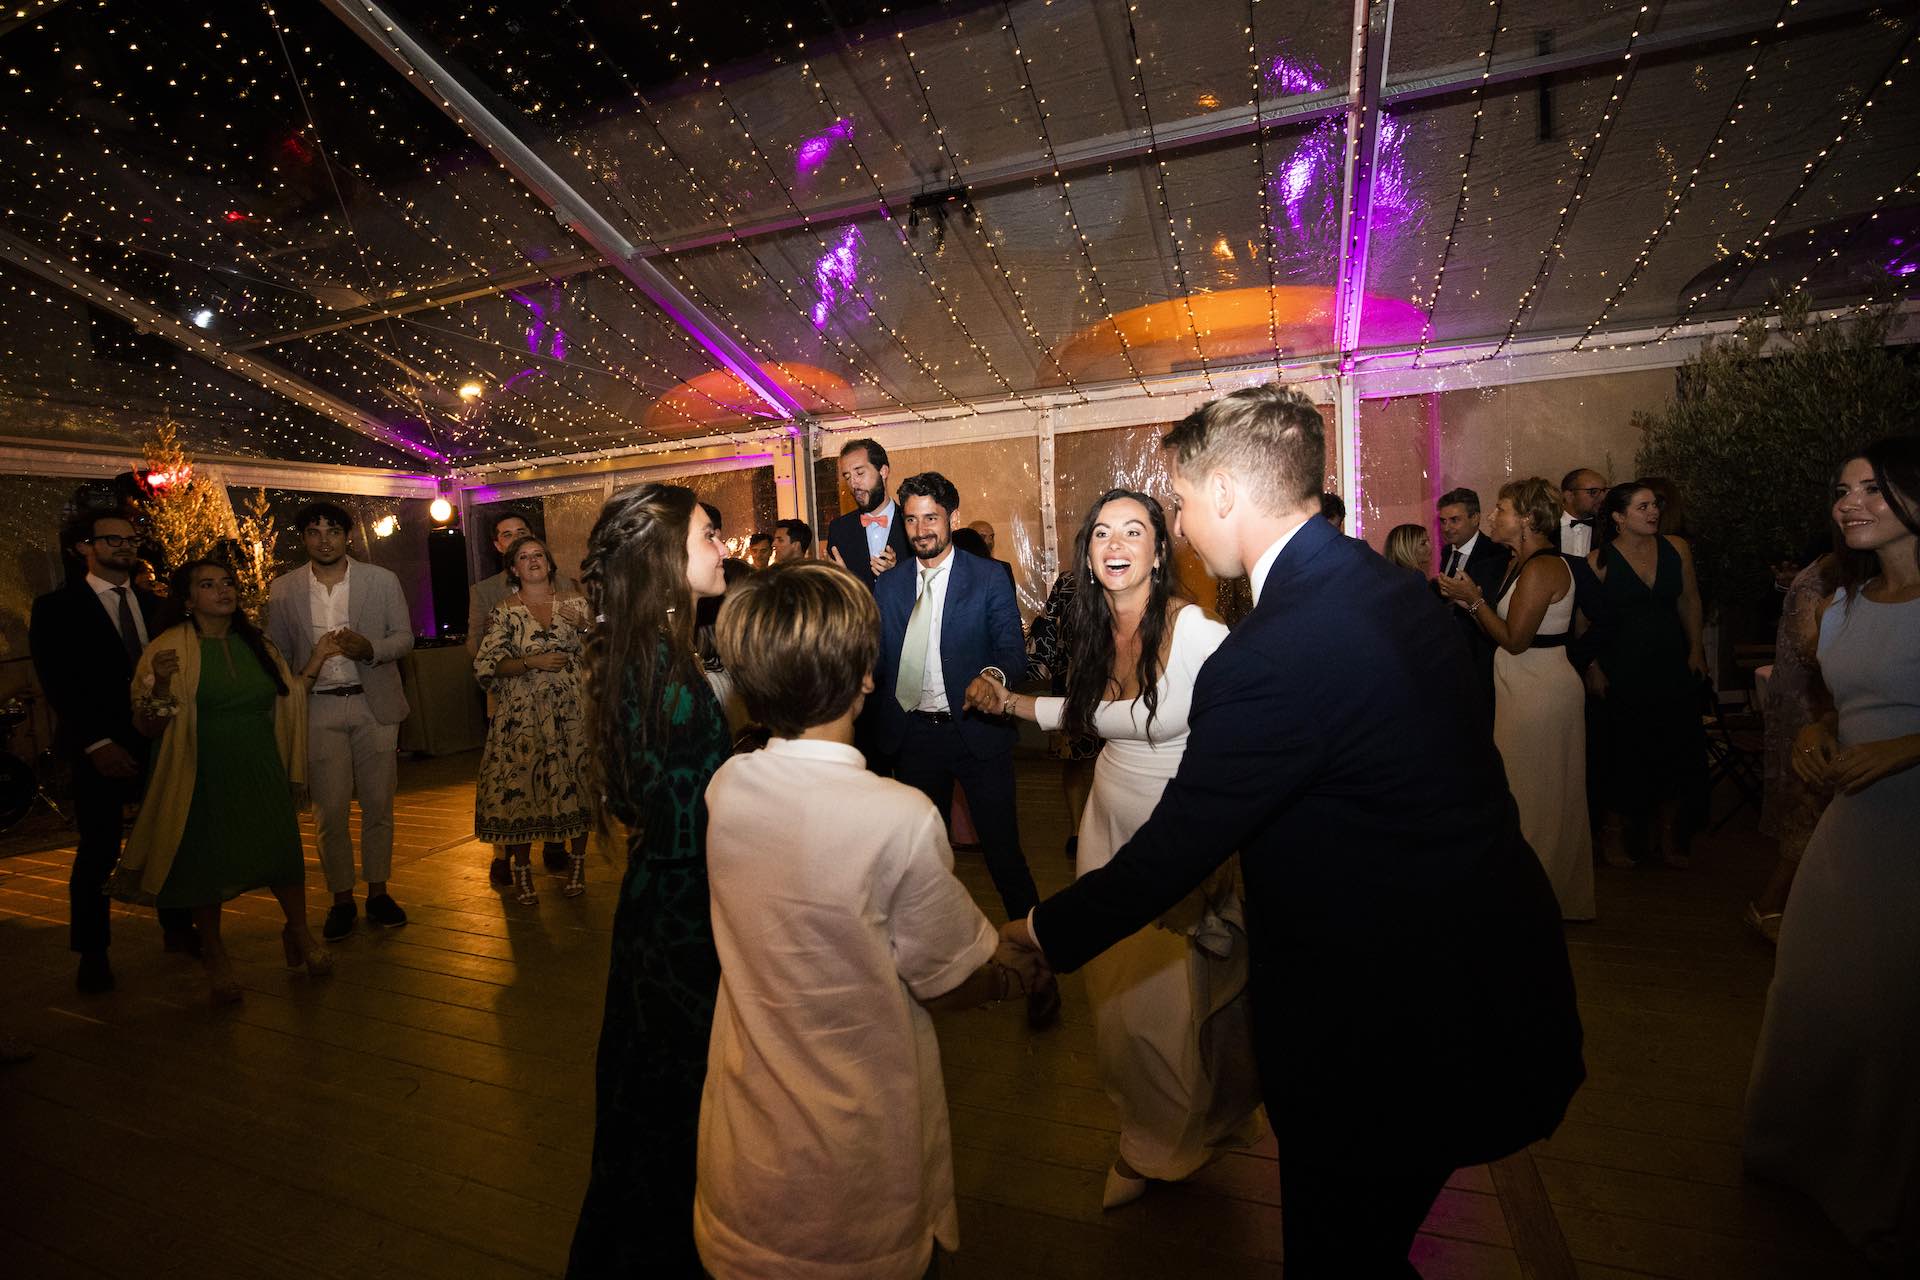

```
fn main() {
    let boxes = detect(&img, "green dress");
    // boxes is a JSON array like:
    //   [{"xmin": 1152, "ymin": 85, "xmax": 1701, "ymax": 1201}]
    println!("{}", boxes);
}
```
[
  {"xmin": 567, "ymin": 660, "xmax": 732, "ymax": 1278},
  {"xmin": 155, "ymin": 637, "xmax": 304, "ymax": 909}
]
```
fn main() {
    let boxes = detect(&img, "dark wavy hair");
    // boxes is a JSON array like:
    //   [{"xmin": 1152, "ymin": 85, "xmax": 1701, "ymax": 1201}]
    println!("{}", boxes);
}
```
[
  {"xmin": 1594, "ymin": 480, "xmax": 1656, "ymax": 551},
  {"xmin": 1832, "ymin": 436, "xmax": 1920, "ymax": 605},
  {"xmin": 158, "ymin": 558, "xmax": 288, "ymax": 696},
  {"xmin": 579, "ymin": 484, "xmax": 703, "ymax": 823},
  {"xmin": 1061, "ymin": 489, "xmax": 1177, "ymax": 743}
]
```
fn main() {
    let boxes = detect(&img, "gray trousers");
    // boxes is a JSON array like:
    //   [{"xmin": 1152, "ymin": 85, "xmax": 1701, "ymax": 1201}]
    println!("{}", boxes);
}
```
[{"xmin": 307, "ymin": 692, "xmax": 399, "ymax": 895}]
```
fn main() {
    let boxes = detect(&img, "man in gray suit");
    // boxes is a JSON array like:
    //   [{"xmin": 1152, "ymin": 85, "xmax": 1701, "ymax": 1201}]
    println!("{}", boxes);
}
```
[{"xmin": 268, "ymin": 502, "xmax": 415, "ymax": 941}]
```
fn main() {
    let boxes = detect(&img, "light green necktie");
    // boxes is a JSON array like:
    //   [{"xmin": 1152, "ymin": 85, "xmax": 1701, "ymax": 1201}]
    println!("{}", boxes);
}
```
[{"xmin": 895, "ymin": 563, "xmax": 946, "ymax": 712}]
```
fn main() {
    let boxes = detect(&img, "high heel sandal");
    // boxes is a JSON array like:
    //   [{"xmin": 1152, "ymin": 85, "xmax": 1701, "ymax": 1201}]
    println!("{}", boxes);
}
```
[
  {"xmin": 512, "ymin": 861, "xmax": 539, "ymax": 905},
  {"xmin": 562, "ymin": 851, "xmax": 586, "ymax": 899},
  {"xmin": 206, "ymin": 957, "xmax": 243, "ymax": 1006},
  {"xmin": 281, "ymin": 925, "xmax": 334, "ymax": 977}
]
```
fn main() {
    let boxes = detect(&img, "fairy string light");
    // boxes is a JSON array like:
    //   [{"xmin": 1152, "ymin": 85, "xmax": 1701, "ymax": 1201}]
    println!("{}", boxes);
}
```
[
  {"xmin": 1120, "ymin": 1, "xmax": 1214, "ymax": 389},
  {"xmin": 1410, "ymin": 0, "xmax": 1502, "ymax": 368},
  {"xmin": 999, "ymin": 0, "xmax": 1153, "ymax": 395},
  {"xmin": 1489, "ymin": 0, "xmax": 1666, "ymax": 357},
  {"xmin": 1245, "ymin": 0, "xmax": 1285, "ymax": 369}
]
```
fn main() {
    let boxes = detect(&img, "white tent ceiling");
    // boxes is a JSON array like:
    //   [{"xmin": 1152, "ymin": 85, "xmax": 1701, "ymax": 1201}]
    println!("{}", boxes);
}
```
[{"xmin": 1, "ymin": 0, "xmax": 1914, "ymax": 476}]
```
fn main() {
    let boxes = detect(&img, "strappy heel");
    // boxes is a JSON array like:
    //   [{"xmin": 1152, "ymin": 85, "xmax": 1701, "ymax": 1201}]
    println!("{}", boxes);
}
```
[
  {"xmin": 281, "ymin": 925, "xmax": 334, "ymax": 977},
  {"xmin": 512, "ymin": 861, "xmax": 539, "ymax": 905},
  {"xmin": 563, "ymin": 851, "xmax": 586, "ymax": 899}
]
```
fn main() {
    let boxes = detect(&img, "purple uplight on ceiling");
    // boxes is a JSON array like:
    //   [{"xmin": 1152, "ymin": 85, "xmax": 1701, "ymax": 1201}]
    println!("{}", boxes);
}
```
[
  {"xmin": 509, "ymin": 285, "xmax": 568, "ymax": 363},
  {"xmin": 796, "ymin": 116, "xmax": 856, "ymax": 177},
  {"xmin": 1263, "ymin": 54, "xmax": 1323, "ymax": 99},
  {"xmin": 811, "ymin": 225, "xmax": 863, "ymax": 329}
]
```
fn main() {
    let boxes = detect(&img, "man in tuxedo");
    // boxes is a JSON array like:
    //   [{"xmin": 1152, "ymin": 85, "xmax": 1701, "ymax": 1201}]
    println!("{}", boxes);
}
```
[
  {"xmin": 268, "ymin": 502, "xmax": 415, "ymax": 942},
  {"xmin": 1437, "ymin": 486, "xmax": 1510, "ymax": 707},
  {"xmin": 995, "ymin": 386, "xmax": 1582, "ymax": 1275},
  {"xmin": 1558, "ymin": 468, "xmax": 1607, "ymax": 557},
  {"xmin": 825, "ymin": 437, "xmax": 911, "ymax": 588},
  {"xmin": 30, "ymin": 511, "xmax": 197, "ymax": 991},
  {"xmin": 872, "ymin": 472, "xmax": 1056, "ymax": 1028}
]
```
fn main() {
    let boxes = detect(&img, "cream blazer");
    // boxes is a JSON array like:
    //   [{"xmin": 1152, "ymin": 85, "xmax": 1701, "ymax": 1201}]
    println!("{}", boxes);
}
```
[{"xmin": 112, "ymin": 623, "xmax": 308, "ymax": 904}]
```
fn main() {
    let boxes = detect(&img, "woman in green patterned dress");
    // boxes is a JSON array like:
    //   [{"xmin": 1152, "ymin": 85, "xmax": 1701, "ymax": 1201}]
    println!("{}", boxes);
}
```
[
  {"xmin": 118, "ymin": 560, "xmax": 336, "ymax": 1005},
  {"xmin": 567, "ymin": 484, "xmax": 732, "ymax": 1277}
]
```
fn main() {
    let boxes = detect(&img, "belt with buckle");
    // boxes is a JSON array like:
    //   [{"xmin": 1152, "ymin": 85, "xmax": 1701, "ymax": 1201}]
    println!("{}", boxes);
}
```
[
  {"xmin": 313, "ymin": 684, "xmax": 365, "ymax": 697},
  {"xmin": 908, "ymin": 709, "xmax": 954, "ymax": 724}
]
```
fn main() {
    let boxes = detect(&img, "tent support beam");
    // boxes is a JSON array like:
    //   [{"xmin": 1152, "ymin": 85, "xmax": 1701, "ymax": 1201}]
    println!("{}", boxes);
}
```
[{"xmin": 322, "ymin": 0, "xmax": 813, "ymax": 427}]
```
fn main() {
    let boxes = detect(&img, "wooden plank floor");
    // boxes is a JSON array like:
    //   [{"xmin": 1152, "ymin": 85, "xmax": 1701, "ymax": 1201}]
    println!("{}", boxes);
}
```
[{"xmin": 0, "ymin": 753, "xmax": 1873, "ymax": 1278}]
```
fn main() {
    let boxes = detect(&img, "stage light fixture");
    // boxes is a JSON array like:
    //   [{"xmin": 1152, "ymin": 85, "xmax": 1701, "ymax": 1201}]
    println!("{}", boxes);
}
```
[
  {"xmin": 190, "ymin": 308, "xmax": 215, "ymax": 329},
  {"xmin": 458, "ymin": 380, "xmax": 484, "ymax": 400},
  {"xmin": 371, "ymin": 514, "xmax": 399, "ymax": 539},
  {"xmin": 429, "ymin": 497, "xmax": 454, "ymax": 524}
]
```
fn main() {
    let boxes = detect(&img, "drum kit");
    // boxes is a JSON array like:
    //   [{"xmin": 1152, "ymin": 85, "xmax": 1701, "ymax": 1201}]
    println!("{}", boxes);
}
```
[{"xmin": 0, "ymin": 691, "xmax": 65, "ymax": 832}]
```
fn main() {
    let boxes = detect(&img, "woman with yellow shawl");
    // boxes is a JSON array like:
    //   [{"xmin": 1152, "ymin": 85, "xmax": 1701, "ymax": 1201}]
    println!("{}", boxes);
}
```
[{"xmin": 113, "ymin": 558, "xmax": 334, "ymax": 1005}]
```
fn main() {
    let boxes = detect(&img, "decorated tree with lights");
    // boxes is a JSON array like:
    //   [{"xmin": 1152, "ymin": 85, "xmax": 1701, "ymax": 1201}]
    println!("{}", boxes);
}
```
[
  {"xmin": 1634, "ymin": 298, "xmax": 1920, "ymax": 614},
  {"xmin": 137, "ymin": 421, "xmax": 238, "ymax": 575},
  {"xmin": 229, "ymin": 487, "xmax": 281, "ymax": 620}
]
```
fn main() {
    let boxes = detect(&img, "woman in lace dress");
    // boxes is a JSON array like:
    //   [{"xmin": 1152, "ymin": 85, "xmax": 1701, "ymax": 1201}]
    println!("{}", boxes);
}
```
[
  {"xmin": 977, "ymin": 488, "xmax": 1263, "ymax": 1211},
  {"xmin": 1438, "ymin": 478, "xmax": 1593, "ymax": 920},
  {"xmin": 473, "ymin": 536, "xmax": 594, "ymax": 903}
]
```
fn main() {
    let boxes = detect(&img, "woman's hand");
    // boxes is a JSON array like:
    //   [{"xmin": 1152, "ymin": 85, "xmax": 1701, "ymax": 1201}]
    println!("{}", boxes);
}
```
[
  {"xmin": 1826, "ymin": 734, "xmax": 1920, "ymax": 795},
  {"xmin": 303, "ymin": 631, "xmax": 341, "ymax": 679},
  {"xmin": 1434, "ymin": 571, "xmax": 1481, "ymax": 608},
  {"xmin": 523, "ymin": 650, "xmax": 569, "ymax": 673},
  {"xmin": 1792, "ymin": 721, "xmax": 1840, "ymax": 787},
  {"xmin": 964, "ymin": 672, "xmax": 1010, "ymax": 715},
  {"xmin": 1687, "ymin": 648, "xmax": 1709, "ymax": 679},
  {"xmin": 1584, "ymin": 664, "xmax": 1609, "ymax": 699},
  {"xmin": 151, "ymin": 648, "xmax": 181, "ymax": 690}
]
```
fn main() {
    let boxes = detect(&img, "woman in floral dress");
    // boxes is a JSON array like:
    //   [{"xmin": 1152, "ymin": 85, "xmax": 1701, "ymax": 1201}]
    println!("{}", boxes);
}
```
[{"xmin": 473, "ymin": 536, "xmax": 593, "ymax": 903}]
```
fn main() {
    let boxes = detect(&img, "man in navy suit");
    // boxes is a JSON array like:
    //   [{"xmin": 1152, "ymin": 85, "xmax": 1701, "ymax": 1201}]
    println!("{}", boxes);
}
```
[
  {"xmin": 1436, "ymin": 486, "xmax": 1511, "ymax": 708},
  {"xmin": 824, "ymin": 437, "xmax": 912, "ymax": 588},
  {"xmin": 873, "ymin": 472, "xmax": 1056, "ymax": 1027},
  {"xmin": 995, "ymin": 386, "xmax": 1582, "ymax": 1275},
  {"xmin": 30, "ymin": 510, "xmax": 198, "ymax": 992}
]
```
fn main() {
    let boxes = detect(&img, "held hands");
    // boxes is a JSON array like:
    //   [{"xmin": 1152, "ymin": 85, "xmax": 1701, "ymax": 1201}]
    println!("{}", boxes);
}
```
[
  {"xmin": 994, "ymin": 917, "xmax": 1050, "ymax": 993},
  {"xmin": 1791, "ymin": 721, "xmax": 1840, "ymax": 788},
  {"xmin": 303, "ymin": 631, "xmax": 343, "ymax": 679},
  {"xmin": 329, "ymin": 627, "xmax": 373, "ymax": 661},
  {"xmin": 1823, "ymin": 733, "xmax": 1920, "ymax": 795},
  {"xmin": 964, "ymin": 672, "xmax": 1012, "ymax": 716}
]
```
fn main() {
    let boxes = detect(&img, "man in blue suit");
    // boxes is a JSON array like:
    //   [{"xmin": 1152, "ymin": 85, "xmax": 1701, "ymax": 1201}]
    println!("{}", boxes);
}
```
[
  {"xmin": 874, "ymin": 472, "xmax": 1056, "ymax": 1027},
  {"xmin": 994, "ymin": 385, "xmax": 1583, "ymax": 1274}
]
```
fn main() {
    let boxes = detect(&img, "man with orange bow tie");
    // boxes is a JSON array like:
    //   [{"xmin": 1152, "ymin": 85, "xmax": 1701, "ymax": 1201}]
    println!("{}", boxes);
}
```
[{"xmin": 826, "ymin": 437, "xmax": 912, "ymax": 588}]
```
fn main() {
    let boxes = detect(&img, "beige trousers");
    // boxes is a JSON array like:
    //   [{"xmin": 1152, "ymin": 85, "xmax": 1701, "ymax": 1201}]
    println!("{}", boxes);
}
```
[{"xmin": 307, "ymin": 692, "xmax": 400, "ymax": 895}]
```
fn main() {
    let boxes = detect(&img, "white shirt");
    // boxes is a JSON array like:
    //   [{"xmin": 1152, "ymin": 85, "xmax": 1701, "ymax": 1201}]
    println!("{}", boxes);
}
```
[
  {"xmin": 910, "ymin": 549, "xmax": 955, "ymax": 713},
  {"xmin": 87, "ymin": 572, "xmax": 149, "ymax": 650},
  {"xmin": 695, "ymin": 738, "xmax": 997, "ymax": 1279},
  {"xmin": 1440, "ymin": 530, "xmax": 1482, "ymax": 580},
  {"xmin": 308, "ymin": 561, "xmax": 359, "ymax": 690},
  {"xmin": 1559, "ymin": 510, "xmax": 1593, "ymax": 558},
  {"xmin": 864, "ymin": 498, "xmax": 898, "ymax": 559}
]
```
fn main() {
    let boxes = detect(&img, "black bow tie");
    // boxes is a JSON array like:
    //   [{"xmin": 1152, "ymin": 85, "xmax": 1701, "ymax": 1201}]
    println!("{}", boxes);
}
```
[{"xmin": 1568, "ymin": 517, "xmax": 1595, "ymax": 528}]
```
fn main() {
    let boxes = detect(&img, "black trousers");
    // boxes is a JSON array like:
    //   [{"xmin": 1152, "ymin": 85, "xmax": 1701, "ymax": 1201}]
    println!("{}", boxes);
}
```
[
  {"xmin": 69, "ymin": 750, "xmax": 190, "ymax": 954},
  {"xmin": 892, "ymin": 716, "xmax": 1039, "ymax": 920},
  {"xmin": 1278, "ymin": 1155, "xmax": 1454, "ymax": 1278}
]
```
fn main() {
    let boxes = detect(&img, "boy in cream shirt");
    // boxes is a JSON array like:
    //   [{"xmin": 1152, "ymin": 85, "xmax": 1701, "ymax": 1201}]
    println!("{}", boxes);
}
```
[{"xmin": 695, "ymin": 562, "xmax": 1040, "ymax": 1279}]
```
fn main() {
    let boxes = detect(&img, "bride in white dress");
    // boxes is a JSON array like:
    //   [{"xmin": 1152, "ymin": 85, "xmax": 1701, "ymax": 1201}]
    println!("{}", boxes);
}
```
[{"xmin": 976, "ymin": 490, "xmax": 1265, "ymax": 1210}]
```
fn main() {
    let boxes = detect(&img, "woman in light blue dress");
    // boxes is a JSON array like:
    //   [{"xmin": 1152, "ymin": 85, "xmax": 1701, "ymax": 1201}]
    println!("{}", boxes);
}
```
[{"xmin": 1745, "ymin": 438, "xmax": 1920, "ymax": 1267}]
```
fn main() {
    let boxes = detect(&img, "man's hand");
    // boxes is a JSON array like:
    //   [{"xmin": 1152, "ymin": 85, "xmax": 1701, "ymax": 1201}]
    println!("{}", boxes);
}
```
[
  {"xmin": 964, "ymin": 674, "xmax": 1009, "ymax": 716},
  {"xmin": 827, "ymin": 543, "xmax": 848, "ymax": 569},
  {"xmin": 329, "ymin": 628, "xmax": 373, "ymax": 661},
  {"xmin": 872, "ymin": 545, "xmax": 898, "ymax": 574},
  {"xmin": 995, "ymin": 917, "xmax": 1048, "ymax": 991},
  {"xmin": 1584, "ymin": 664, "xmax": 1609, "ymax": 699},
  {"xmin": 87, "ymin": 742, "xmax": 140, "ymax": 779}
]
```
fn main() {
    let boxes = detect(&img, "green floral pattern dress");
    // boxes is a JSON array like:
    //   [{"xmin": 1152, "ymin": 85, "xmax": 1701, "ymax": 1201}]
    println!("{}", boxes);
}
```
[
  {"xmin": 567, "ymin": 660, "xmax": 731, "ymax": 1278},
  {"xmin": 473, "ymin": 598, "xmax": 593, "ymax": 845}
]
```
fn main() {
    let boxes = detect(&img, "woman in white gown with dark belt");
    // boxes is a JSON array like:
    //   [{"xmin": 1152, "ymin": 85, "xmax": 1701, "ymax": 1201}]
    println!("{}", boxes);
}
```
[
  {"xmin": 1439, "ymin": 477, "xmax": 1595, "ymax": 920},
  {"xmin": 976, "ymin": 488, "xmax": 1264, "ymax": 1211}
]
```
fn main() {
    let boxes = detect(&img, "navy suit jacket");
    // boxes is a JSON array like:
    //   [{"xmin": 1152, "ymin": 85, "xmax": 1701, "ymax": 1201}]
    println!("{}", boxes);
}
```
[
  {"xmin": 1031, "ymin": 516, "xmax": 1583, "ymax": 1173},
  {"xmin": 30, "ymin": 578, "xmax": 164, "ymax": 757},
  {"xmin": 872, "ymin": 549, "xmax": 1026, "ymax": 760},
  {"xmin": 826, "ymin": 505, "xmax": 913, "ymax": 589}
]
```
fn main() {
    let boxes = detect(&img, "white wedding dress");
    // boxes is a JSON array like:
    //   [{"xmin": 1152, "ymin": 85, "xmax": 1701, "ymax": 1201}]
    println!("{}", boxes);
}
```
[{"xmin": 1034, "ymin": 606, "xmax": 1266, "ymax": 1181}]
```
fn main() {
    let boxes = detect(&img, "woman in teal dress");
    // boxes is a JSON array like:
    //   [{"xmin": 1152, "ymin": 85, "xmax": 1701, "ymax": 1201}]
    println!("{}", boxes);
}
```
[
  {"xmin": 567, "ymin": 485, "xmax": 732, "ymax": 1278},
  {"xmin": 118, "ymin": 560, "xmax": 335, "ymax": 1004},
  {"xmin": 1586, "ymin": 482, "xmax": 1709, "ymax": 866}
]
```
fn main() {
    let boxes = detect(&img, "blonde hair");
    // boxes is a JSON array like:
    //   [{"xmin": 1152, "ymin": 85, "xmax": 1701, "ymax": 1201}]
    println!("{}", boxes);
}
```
[
  {"xmin": 1382, "ymin": 523, "xmax": 1430, "ymax": 573},
  {"xmin": 1498, "ymin": 477, "xmax": 1563, "ymax": 540},
  {"xmin": 1160, "ymin": 383, "xmax": 1325, "ymax": 515},
  {"xmin": 715, "ymin": 561, "xmax": 879, "ymax": 737}
]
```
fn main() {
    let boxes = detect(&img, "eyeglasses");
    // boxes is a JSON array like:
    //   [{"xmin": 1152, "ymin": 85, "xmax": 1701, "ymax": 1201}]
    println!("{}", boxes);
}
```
[
  {"xmin": 1569, "ymin": 487, "xmax": 1607, "ymax": 497},
  {"xmin": 87, "ymin": 534, "xmax": 136, "ymax": 548}
]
